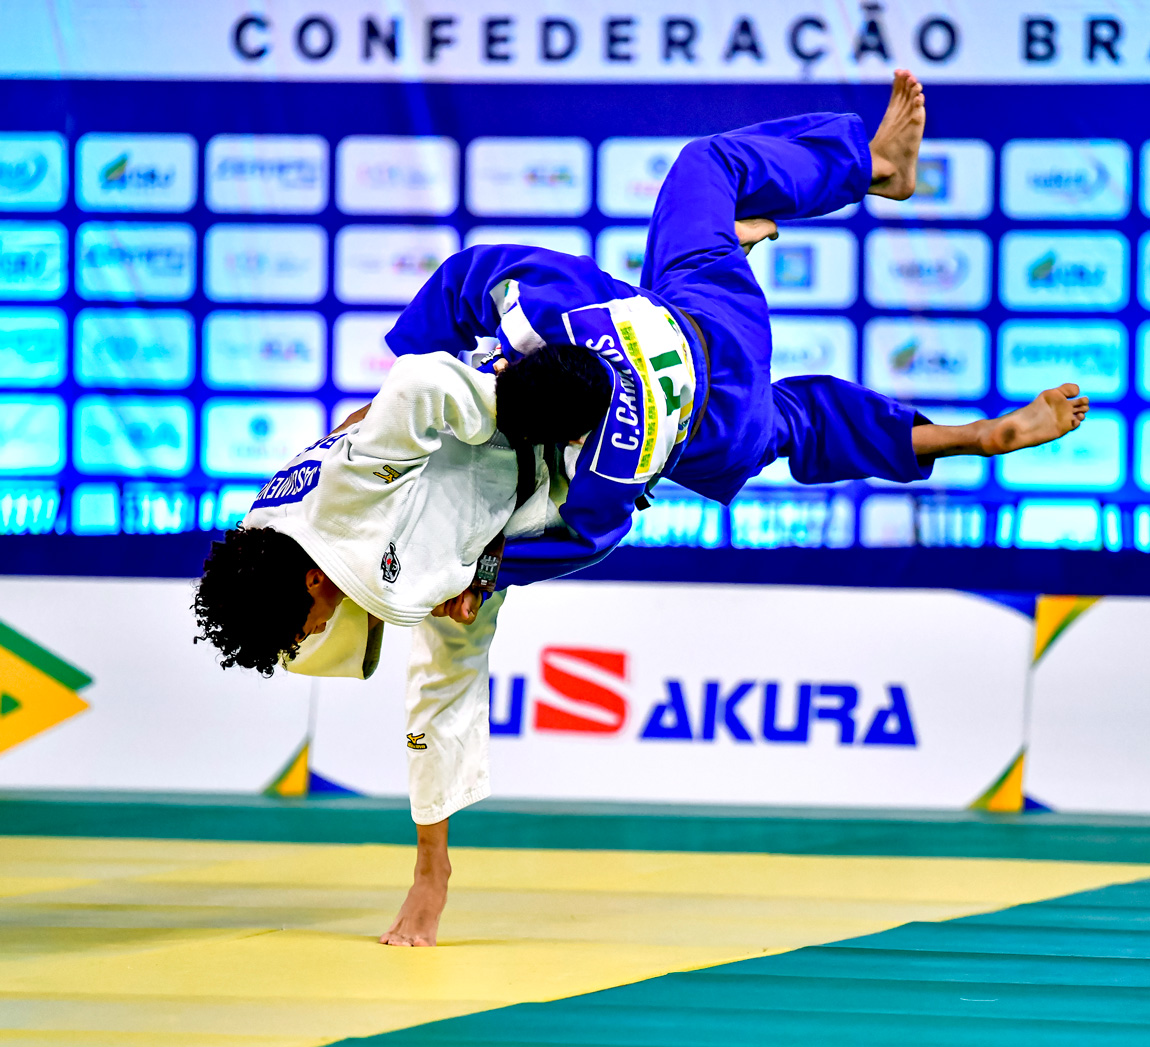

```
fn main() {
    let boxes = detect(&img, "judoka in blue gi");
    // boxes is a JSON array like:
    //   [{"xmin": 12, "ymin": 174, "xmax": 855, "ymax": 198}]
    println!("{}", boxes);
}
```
[{"xmin": 195, "ymin": 71, "xmax": 1089, "ymax": 946}]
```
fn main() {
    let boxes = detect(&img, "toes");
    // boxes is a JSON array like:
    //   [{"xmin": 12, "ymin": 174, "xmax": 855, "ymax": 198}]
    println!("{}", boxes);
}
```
[{"xmin": 1058, "ymin": 382, "xmax": 1081, "ymax": 397}]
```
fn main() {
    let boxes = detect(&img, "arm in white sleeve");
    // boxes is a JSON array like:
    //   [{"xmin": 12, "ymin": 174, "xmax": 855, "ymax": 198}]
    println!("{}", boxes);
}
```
[
  {"xmin": 405, "ymin": 589, "xmax": 505, "ymax": 824},
  {"xmin": 350, "ymin": 352, "xmax": 498, "ymax": 468}
]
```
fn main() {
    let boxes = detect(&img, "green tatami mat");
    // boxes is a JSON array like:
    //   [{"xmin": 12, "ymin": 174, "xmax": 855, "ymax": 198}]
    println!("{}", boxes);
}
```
[
  {"xmin": 5, "ymin": 791, "xmax": 1150, "ymax": 862},
  {"xmin": 329, "ymin": 878, "xmax": 1150, "ymax": 1047}
]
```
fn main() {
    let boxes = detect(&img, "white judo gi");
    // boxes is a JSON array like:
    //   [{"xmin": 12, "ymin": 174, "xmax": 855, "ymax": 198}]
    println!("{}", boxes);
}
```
[{"xmin": 244, "ymin": 296, "xmax": 694, "ymax": 823}]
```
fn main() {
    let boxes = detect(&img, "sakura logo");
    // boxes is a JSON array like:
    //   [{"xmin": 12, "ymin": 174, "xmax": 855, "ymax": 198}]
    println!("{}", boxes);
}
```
[{"xmin": 381, "ymin": 541, "xmax": 401, "ymax": 582}]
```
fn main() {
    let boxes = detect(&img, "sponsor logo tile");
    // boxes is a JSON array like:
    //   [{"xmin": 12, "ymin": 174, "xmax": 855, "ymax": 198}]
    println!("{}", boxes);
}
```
[
  {"xmin": 74, "ymin": 395, "xmax": 192, "ymax": 476},
  {"xmin": 0, "ymin": 308, "xmax": 65, "ymax": 387},
  {"xmin": 999, "ymin": 320, "xmax": 1126, "ymax": 401},
  {"xmin": 336, "ymin": 135, "xmax": 458, "ymax": 216},
  {"xmin": 1000, "ymin": 231, "xmax": 1128, "ymax": 311},
  {"xmin": 75, "ymin": 309, "xmax": 193, "ymax": 389},
  {"xmin": 76, "ymin": 222, "xmax": 195, "ymax": 301},
  {"xmin": 335, "ymin": 225, "xmax": 458, "ymax": 304},
  {"xmin": 0, "ymin": 395, "xmax": 64, "ymax": 474},
  {"xmin": 864, "ymin": 318, "xmax": 989, "ymax": 400},
  {"xmin": 0, "ymin": 222, "xmax": 66, "ymax": 300},
  {"xmin": 998, "ymin": 409, "xmax": 1124, "ymax": 491},
  {"xmin": 203, "ymin": 311, "xmax": 325, "ymax": 390},
  {"xmin": 752, "ymin": 228, "xmax": 857, "ymax": 308},
  {"xmin": 597, "ymin": 137, "xmax": 693, "ymax": 218},
  {"xmin": 467, "ymin": 137, "xmax": 591, "ymax": 217},
  {"xmin": 1002, "ymin": 139, "xmax": 1131, "ymax": 219},
  {"xmin": 201, "ymin": 398, "xmax": 324, "ymax": 477},
  {"xmin": 76, "ymin": 133, "xmax": 197, "ymax": 213},
  {"xmin": 769, "ymin": 316, "xmax": 856, "ymax": 383},
  {"xmin": 0, "ymin": 134, "xmax": 67, "ymax": 211},
  {"xmin": 865, "ymin": 229, "xmax": 990, "ymax": 310},
  {"xmin": 1137, "ymin": 412, "xmax": 1150, "ymax": 490},
  {"xmin": 204, "ymin": 223, "xmax": 326, "ymax": 303},
  {"xmin": 206, "ymin": 134, "xmax": 328, "ymax": 214},
  {"xmin": 866, "ymin": 140, "xmax": 993, "ymax": 220}
]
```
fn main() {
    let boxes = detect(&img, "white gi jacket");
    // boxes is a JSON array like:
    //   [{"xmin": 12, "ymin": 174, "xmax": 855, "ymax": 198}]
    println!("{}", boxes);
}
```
[{"xmin": 242, "ymin": 352, "xmax": 554, "ymax": 823}]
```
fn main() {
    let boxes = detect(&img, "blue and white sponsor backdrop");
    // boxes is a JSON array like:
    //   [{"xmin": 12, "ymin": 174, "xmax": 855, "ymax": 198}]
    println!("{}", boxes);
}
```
[{"xmin": 0, "ymin": 0, "xmax": 1149, "ymax": 593}]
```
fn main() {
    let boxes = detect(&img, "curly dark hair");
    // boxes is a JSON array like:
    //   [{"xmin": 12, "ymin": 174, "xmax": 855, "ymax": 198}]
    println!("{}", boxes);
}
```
[
  {"xmin": 495, "ymin": 343, "xmax": 613, "ymax": 446},
  {"xmin": 194, "ymin": 525, "xmax": 317, "ymax": 677}
]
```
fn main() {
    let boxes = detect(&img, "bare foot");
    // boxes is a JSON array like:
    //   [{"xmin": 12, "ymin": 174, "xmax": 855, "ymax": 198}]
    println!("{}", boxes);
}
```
[
  {"xmin": 868, "ymin": 69, "xmax": 926, "ymax": 200},
  {"xmin": 979, "ymin": 384, "xmax": 1090, "ymax": 457},
  {"xmin": 380, "ymin": 875, "xmax": 448, "ymax": 947},
  {"xmin": 735, "ymin": 217, "xmax": 779, "ymax": 255}
]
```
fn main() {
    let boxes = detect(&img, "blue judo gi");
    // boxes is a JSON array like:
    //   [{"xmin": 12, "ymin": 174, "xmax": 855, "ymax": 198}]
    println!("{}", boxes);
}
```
[{"xmin": 384, "ymin": 111, "xmax": 931, "ymax": 587}]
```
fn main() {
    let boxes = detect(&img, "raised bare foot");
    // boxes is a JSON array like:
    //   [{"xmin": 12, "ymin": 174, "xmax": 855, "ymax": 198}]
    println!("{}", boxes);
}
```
[
  {"xmin": 868, "ymin": 69, "xmax": 926, "ymax": 200},
  {"xmin": 735, "ymin": 216, "xmax": 779, "ymax": 255},
  {"xmin": 979, "ymin": 384, "xmax": 1090, "ymax": 457},
  {"xmin": 380, "ymin": 875, "xmax": 448, "ymax": 947}
]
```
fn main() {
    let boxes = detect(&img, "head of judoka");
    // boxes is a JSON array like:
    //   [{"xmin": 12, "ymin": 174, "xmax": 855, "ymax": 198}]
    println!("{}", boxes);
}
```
[{"xmin": 193, "ymin": 524, "xmax": 336, "ymax": 676}]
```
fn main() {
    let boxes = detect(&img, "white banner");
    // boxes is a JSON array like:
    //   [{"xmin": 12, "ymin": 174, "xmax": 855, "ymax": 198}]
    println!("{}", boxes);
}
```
[
  {"xmin": 0, "ymin": 576, "xmax": 1034, "ymax": 810},
  {"xmin": 0, "ymin": 1, "xmax": 1146, "ymax": 83}
]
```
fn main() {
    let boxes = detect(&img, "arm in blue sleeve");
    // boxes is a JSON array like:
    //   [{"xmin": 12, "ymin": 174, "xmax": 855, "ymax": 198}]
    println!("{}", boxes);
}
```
[{"xmin": 384, "ymin": 244, "xmax": 626, "ymax": 362}]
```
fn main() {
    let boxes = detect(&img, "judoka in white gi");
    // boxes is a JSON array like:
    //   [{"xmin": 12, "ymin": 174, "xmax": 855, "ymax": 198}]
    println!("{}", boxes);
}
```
[{"xmin": 195, "ymin": 72, "xmax": 1089, "ymax": 946}]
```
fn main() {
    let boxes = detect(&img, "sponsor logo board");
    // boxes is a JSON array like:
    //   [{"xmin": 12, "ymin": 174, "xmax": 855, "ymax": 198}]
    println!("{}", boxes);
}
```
[
  {"xmin": 999, "ymin": 321, "xmax": 1126, "ymax": 401},
  {"xmin": 0, "ymin": 309, "xmax": 65, "ymax": 387},
  {"xmin": 769, "ymin": 316, "xmax": 856, "ymax": 382},
  {"xmin": 0, "ymin": 222, "xmax": 66, "ymax": 300},
  {"xmin": 1138, "ymin": 323, "xmax": 1150, "ymax": 401},
  {"xmin": 595, "ymin": 226, "xmax": 647, "ymax": 283},
  {"xmin": 1139, "ymin": 233, "xmax": 1150, "ymax": 310},
  {"xmin": 203, "ymin": 311, "xmax": 325, "ymax": 390},
  {"xmin": 864, "ymin": 318, "xmax": 989, "ymax": 400},
  {"xmin": 464, "ymin": 225, "xmax": 591, "ymax": 256},
  {"xmin": 752, "ymin": 228, "xmax": 857, "ymax": 308},
  {"xmin": 76, "ymin": 222, "xmax": 194, "ymax": 301},
  {"xmin": 75, "ymin": 309, "xmax": 193, "ymax": 388},
  {"xmin": 335, "ymin": 225, "xmax": 458, "ymax": 304},
  {"xmin": 0, "ymin": 396, "xmax": 64, "ymax": 474},
  {"xmin": 998, "ymin": 410, "xmax": 1124, "ymax": 491},
  {"xmin": 865, "ymin": 229, "xmax": 990, "ymax": 310},
  {"xmin": 474, "ymin": 581, "xmax": 1032, "ymax": 809},
  {"xmin": 201, "ymin": 398, "xmax": 324, "ymax": 477},
  {"xmin": 206, "ymin": 134, "xmax": 328, "ymax": 214},
  {"xmin": 74, "ymin": 396, "xmax": 192, "ymax": 476},
  {"xmin": 597, "ymin": 137, "xmax": 693, "ymax": 218},
  {"xmin": 1002, "ymin": 139, "xmax": 1131, "ymax": 219},
  {"xmin": 1000, "ymin": 231, "xmax": 1128, "ymax": 311},
  {"xmin": 333, "ymin": 312, "xmax": 399, "ymax": 393},
  {"xmin": 865, "ymin": 140, "xmax": 993, "ymax": 220},
  {"xmin": 466, "ymin": 137, "xmax": 591, "ymax": 217},
  {"xmin": 336, "ymin": 135, "xmax": 458, "ymax": 215},
  {"xmin": 205, "ymin": 223, "xmax": 326, "ymax": 303},
  {"xmin": 76, "ymin": 133, "xmax": 197, "ymax": 213},
  {"xmin": 0, "ymin": 134, "xmax": 66, "ymax": 211},
  {"xmin": 1015, "ymin": 500, "xmax": 1102, "ymax": 550},
  {"xmin": 1137, "ymin": 412, "xmax": 1150, "ymax": 491}
]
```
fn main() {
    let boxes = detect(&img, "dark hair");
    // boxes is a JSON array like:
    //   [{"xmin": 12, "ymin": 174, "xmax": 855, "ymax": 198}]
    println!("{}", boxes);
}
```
[
  {"xmin": 194, "ymin": 524, "xmax": 316, "ymax": 677},
  {"xmin": 495, "ymin": 343, "xmax": 612, "ymax": 446}
]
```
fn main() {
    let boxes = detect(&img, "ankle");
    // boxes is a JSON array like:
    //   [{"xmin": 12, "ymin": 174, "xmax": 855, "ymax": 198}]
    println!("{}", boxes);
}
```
[{"xmin": 868, "ymin": 145, "xmax": 895, "ymax": 186}]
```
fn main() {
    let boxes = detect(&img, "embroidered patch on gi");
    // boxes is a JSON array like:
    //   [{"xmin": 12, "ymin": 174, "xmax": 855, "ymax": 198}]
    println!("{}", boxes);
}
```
[
  {"xmin": 381, "ymin": 541, "xmax": 401, "ymax": 582},
  {"xmin": 373, "ymin": 465, "xmax": 401, "ymax": 484},
  {"xmin": 250, "ymin": 460, "xmax": 321, "ymax": 509},
  {"xmin": 406, "ymin": 732, "xmax": 427, "ymax": 750}
]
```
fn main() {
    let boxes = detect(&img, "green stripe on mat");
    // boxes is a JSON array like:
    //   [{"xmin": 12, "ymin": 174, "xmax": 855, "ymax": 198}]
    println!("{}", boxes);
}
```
[
  {"xmin": 3, "ymin": 792, "xmax": 1150, "ymax": 862},
  {"xmin": 325, "ymin": 878, "xmax": 1150, "ymax": 1046}
]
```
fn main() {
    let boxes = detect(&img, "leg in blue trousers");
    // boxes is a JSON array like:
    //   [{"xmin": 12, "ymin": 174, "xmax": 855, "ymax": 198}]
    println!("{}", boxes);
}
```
[{"xmin": 647, "ymin": 81, "xmax": 936, "ymax": 495}]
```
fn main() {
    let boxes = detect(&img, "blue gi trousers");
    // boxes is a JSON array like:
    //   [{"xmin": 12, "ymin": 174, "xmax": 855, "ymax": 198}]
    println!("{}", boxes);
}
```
[{"xmin": 641, "ymin": 112, "xmax": 932, "ymax": 499}]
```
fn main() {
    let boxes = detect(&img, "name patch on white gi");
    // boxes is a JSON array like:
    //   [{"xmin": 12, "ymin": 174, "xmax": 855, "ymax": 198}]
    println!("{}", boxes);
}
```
[{"xmin": 251, "ymin": 459, "xmax": 321, "ymax": 508}]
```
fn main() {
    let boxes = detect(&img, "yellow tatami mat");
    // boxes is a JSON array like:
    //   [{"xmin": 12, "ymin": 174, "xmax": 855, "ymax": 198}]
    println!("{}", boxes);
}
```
[{"xmin": 0, "ymin": 835, "xmax": 1147, "ymax": 1047}]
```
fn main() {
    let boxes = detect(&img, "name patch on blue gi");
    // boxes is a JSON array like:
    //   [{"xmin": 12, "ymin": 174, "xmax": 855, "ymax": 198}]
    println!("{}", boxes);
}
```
[
  {"xmin": 251, "ymin": 460, "xmax": 322, "ymax": 508},
  {"xmin": 566, "ymin": 304, "xmax": 652, "ymax": 484}
]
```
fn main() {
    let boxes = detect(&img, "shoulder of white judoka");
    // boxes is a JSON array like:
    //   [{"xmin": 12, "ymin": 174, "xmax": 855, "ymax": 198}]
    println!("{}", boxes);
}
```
[{"xmin": 350, "ymin": 352, "xmax": 498, "ymax": 461}]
